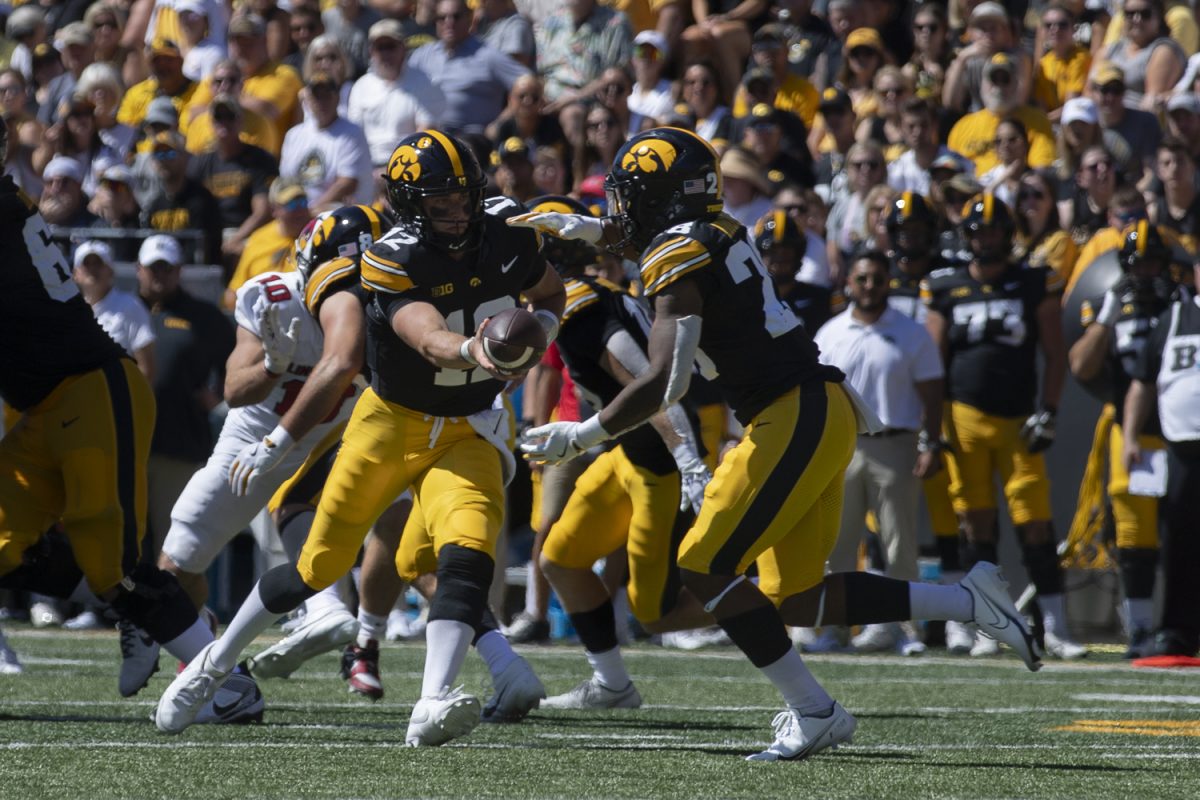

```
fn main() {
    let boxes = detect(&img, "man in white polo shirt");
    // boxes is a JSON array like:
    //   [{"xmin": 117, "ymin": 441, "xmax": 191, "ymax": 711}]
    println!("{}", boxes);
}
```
[
  {"xmin": 813, "ymin": 251, "xmax": 946, "ymax": 655},
  {"xmin": 72, "ymin": 240, "xmax": 157, "ymax": 382}
]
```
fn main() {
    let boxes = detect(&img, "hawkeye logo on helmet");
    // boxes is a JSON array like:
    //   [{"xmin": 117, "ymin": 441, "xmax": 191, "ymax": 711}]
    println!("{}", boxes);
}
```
[
  {"xmin": 622, "ymin": 139, "xmax": 677, "ymax": 174},
  {"xmin": 389, "ymin": 145, "xmax": 422, "ymax": 182}
]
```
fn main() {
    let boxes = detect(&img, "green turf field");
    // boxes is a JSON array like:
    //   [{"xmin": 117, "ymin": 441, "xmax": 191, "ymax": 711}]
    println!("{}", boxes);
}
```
[{"xmin": 1, "ymin": 627, "xmax": 1198, "ymax": 799}]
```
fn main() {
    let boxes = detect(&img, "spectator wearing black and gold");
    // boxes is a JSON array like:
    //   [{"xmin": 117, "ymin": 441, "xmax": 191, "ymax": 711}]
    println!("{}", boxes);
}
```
[
  {"xmin": 226, "ymin": 177, "xmax": 311, "ymax": 307},
  {"xmin": 30, "ymin": 42, "xmax": 64, "ymax": 116},
  {"xmin": 812, "ymin": 87, "xmax": 857, "ymax": 203},
  {"xmin": 117, "ymin": 38, "xmax": 196, "ymax": 129},
  {"xmin": 1015, "ymin": 168, "xmax": 1078, "ymax": 286},
  {"xmin": 732, "ymin": 24, "xmax": 819, "ymax": 129},
  {"xmin": 487, "ymin": 74, "xmax": 566, "ymax": 156},
  {"xmin": 1034, "ymin": 4, "xmax": 1092, "ymax": 123},
  {"xmin": 1061, "ymin": 144, "xmax": 1118, "ymax": 246},
  {"xmin": 88, "ymin": 164, "xmax": 142, "ymax": 262},
  {"xmin": 140, "ymin": 130, "xmax": 223, "ymax": 264},
  {"xmin": 187, "ymin": 94, "xmax": 278, "ymax": 262},
  {"xmin": 740, "ymin": 103, "xmax": 812, "ymax": 194},
  {"xmin": 492, "ymin": 137, "xmax": 539, "ymax": 203},
  {"xmin": 772, "ymin": 0, "xmax": 835, "ymax": 80},
  {"xmin": 902, "ymin": 2, "xmax": 953, "ymax": 102}
]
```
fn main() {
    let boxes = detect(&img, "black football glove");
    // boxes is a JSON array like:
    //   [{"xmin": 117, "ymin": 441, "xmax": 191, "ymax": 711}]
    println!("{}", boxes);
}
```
[{"xmin": 1020, "ymin": 409, "xmax": 1056, "ymax": 454}]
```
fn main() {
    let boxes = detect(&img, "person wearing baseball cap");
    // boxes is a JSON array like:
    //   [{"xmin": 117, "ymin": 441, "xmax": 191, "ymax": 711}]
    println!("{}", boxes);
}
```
[
  {"xmin": 719, "ymin": 145, "xmax": 774, "ymax": 229},
  {"xmin": 141, "ymin": 130, "xmax": 224, "ymax": 264},
  {"xmin": 944, "ymin": 0, "xmax": 1029, "ymax": 115},
  {"xmin": 117, "ymin": 36, "xmax": 196, "ymax": 129},
  {"xmin": 39, "ymin": 155, "xmax": 99, "ymax": 228},
  {"xmin": 492, "ymin": 135, "xmax": 537, "ymax": 202},
  {"xmin": 741, "ymin": 103, "xmax": 813, "ymax": 191},
  {"xmin": 37, "ymin": 22, "xmax": 94, "ymax": 127},
  {"xmin": 732, "ymin": 22, "xmax": 819, "ymax": 130},
  {"xmin": 630, "ymin": 30, "xmax": 673, "ymax": 130},
  {"xmin": 1089, "ymin": 61, "xmax": 1164, "ymax": 175},
  {"xmin": 73, "ymin": 240, "xmax": 157, "ymax": 380},
  {"xmin": 226, "ymin": 178, "xmax": 312, "ymax": 306}
]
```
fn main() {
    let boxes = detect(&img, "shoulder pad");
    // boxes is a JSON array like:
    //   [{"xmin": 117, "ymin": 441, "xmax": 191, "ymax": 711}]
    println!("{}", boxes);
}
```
[
  {"xmin": 639, "ymin": 231, "xmax": 714, "ymax": 297},
  {"xmin": 562, "ymin": 278, "xmax": 602, "ymax": 323},
  {"xmin": 483, "ymin": 195, "xmax": 527, "ymax": 220},
  {"xmin": 306, "ymin": 256, "xmax": 360, "ymax": 316},
  {"xmin": 361, "ymin": 226, "xmax": 419, "ymax": 294}
]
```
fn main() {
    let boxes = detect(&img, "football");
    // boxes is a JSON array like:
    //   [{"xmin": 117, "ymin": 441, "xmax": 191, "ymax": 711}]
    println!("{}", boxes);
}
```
[{"xmin": 481, "ymin": 307, "xmax": 547, "ymax": 373}]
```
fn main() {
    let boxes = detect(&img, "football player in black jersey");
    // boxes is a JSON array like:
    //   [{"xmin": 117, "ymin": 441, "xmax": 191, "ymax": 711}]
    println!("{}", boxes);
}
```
[
  {"xmin": 923, "ymin": 194, "xmax": 1086, "ymax": 661},
  {"xmin": 1069, "ymin": 222, "xmax": 1178, "ymax": 657},
  {"xmin": 883, "ymin": 191, "xmax": 964, "ymax": 643},
  {"xmin": 0, "ymin": 117, "xmax": 259, "ymax": 716},
  {"xmin": 159, "ymin": 131, "xmax": 565, "ymax": 744},
  {"xmin": 523, "ymin": 196, "xmax": 714, "ymax": 710},
  {"xmin": 512, "ymin": 127, "xmax": 1039, "ymax": 761},
  {"xmin": 753, "ymin": 208, "xmax": 832, "ymax": 333}
]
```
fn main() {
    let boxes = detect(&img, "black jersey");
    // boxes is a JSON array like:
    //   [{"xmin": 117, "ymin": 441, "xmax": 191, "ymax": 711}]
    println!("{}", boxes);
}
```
[
  {"xmin": 1102, "ymin": 292, "xmax": 1174, "ymax": 436},
  {"xmin": 0, "ymin": 176, "xmax": 126, "ymax": 411},
  {"xmin": 887, "ymin": 256, "xmax": 950, "ymax": 322},
  {"xmin": 637, "ymin": 212, "xmax": 839, "ymax": 425},
  {"xmin": 557, "ymin": 276, "xmax": 676, "ymax": 475},
  {"xmin": 922, "ymin": 263, "xmax": 1063, "ymax": 418},
  {"xmin": 359, "ymin": 196, "xmax": 548, "ymax": 416}
]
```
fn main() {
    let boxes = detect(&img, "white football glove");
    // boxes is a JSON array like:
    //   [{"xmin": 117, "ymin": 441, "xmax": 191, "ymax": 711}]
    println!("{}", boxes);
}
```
[
  {"xmin": 259, "ymin": 303, "xmax": 301, "ymax": 375},
  {"xmin": 671, "ymin": 444, "xmax": 711, "ymax": 515},
  {"xmin": 506, "ymin": 211, "xmax": 603, "ymax": 244},
  {"xmin": 1095, "ymin": 287, "xmax": 1125, "ymax": 328},
  {"xmin": 228, "ymin": 425, "xmax": 295, "ymax": 497},
  {"xmin": 520, "ymin": 417, "xmax": 609, "ymax": 465}
]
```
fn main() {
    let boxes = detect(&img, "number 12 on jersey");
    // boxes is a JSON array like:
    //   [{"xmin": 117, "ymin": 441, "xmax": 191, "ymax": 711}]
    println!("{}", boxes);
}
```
[{"xmin": 433, "ymin": 297, "xmax": 518, "ymax": 385}]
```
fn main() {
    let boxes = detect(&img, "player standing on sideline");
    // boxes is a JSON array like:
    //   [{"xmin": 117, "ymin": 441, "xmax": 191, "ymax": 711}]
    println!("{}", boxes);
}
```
[
  {"xmin": 157, "ymin": 130, "xmax": 565, "ymax": 745},
  {"xmin": 0, "ymin": 116, "xmax": 261, "ymax": 722},
  {"xmin": 923, "ymin": 194, "xmax": 1087, "ymax": 660},
  {"xmin": 511, "ymin": 127, "xmax": 1040, "ymax": 762}
]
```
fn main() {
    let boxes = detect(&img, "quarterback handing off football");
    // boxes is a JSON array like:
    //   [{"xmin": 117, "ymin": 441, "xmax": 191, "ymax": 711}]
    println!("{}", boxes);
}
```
[{"xmin": 481, "ymin": 308, "xmax": 548, "ymax": 374}]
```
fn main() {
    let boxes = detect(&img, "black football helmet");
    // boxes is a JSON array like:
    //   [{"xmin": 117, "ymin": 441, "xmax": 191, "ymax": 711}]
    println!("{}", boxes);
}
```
[
  {"xmin": 960, "ymin": 193, "xmax": 1014, "ymax": 262},
  {"xmin": 604, "ymin": 127, "xmax": 724, "ymax": 252},
  {"xmin": 384, "ymin": 130, "xmax": 488, "ymax": 253},
  {"xmin": 753, "ymin": 208, "xmax": 807, "ymax": 259},
  {"xmin": 886, "ymin": 191, "xmax": 937, "ymax": 259},
  {"xmin": 294, "ymin": 204, "xmax": 392, "ymax": 284},
  {"xmin": 1120, "ymin": 220, "xmax": 1172, "ymax": 271},
  {"xmin": 528, "ymin": 195, "xmax": 597, "ymax": 276}
]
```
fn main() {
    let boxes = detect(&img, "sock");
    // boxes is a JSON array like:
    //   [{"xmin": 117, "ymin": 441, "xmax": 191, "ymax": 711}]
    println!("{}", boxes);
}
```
[
  {"xmin": 523, "ymin": 562, "xmax": 541, "ymax": 618},
  {"xmin": 1124, "ymin": 598, "xmax": 1154, "ymax": 634},
  {"xmin": 304, "ymin": 581, "xmax": 345, "ymax": 617},
  {"xmin": 420, "ymin": 619, "xmax": 474, "ymax": 697},
  {"xmin": 357, "ymin": 609, "xmax": 386, "ymax": 648},
  {"xmin": 909, "ymin": 583, "xmax": 972, "ymax": 622},
  {"xmin": 162, "ymin": 617, "xmax": 215, "ymax": 664},
  {"xmin": 475, "ymin": 629, "xmax": 518, "ymax": 679},
  {"xmin": 210, "ymin": 584, "xmax": 282, "ymax": 672},
  {"xmin": 761, "ymin": 648, "xmax": 834, "ymax": 717},
  {"xmin": 585, "ymin": 645, "xmax": 630, "ymax": 690},
  {"xmin": 1040, "ymin": 593, "xmax": 1068, "ymax": 638}
]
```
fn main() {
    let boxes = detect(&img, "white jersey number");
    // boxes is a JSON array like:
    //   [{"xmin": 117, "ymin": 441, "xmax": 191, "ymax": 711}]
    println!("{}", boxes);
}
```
[
  {"xmin": 951, "ymin": 299, "xmax": 1026, "ymax": 347},
  {"xmin": 725, "ymin": 239, "xmax": 800, "ymax": 339},
  {"xmin": 25, "ymin": 215, "xmax": 76, "ymax": 302},
  {"xmin": 433, "ymin": 297, "xmax": 519, "ymax": 386}
]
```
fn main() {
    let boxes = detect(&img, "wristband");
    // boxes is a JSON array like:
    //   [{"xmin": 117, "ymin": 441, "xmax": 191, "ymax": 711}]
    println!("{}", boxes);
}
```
[
  {"xmin": 917, "ymin": 430, "xmax": 949, "ymax": 454},
  {"xmin": 459, "ymin": 338, "xmax": 478, "ymax": 367},
  {"xmin": 534, "ymin": 308, "xmax": 560, "ymax": 345},
  {"xmin": 264, "ymin": 424, "xmax": 295, "ymax": 452}
]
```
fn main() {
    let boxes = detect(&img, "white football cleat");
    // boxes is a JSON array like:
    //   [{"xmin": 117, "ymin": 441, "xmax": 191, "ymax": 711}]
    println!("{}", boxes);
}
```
[
  {"xmin": 192, "ymin": 670, "xmax": 264, "ymax": 725},
  {"xmin": 246, "ymin": 606, "xmax": 357, "ymax": 680},
  {"xmin": 960, "ymin": 563, "xmax": 1041, "ymax": 671},
  {"xmin": 746, "ymin": 702, "xmax": 857, "ymax": 762},
  {"xmin": 944, "ymin": 620, "xmax": 975, "ymax": 654},
  {"xmin": 1044, "ymin": 631, "xmax": 1089, "ymax": 660},
  {"xmin": 406, "ymin": 686, "xmax": 481, "ymax": 746},
  {"xmin": 541, "ymin": 677, "xmax": 641, "ymax": 710},
  {"xmin": 851, "ymin": 623, "xmax": 897, "ymax": 653},
  {"xmin": 482, "ymin": 656, "xmax": 546, "ymax": 722},
  {"xmin": 155, "ymin": 641, "xmax": 232, "ymax": 734},
  {"xmin": 0, "ymin": 628, "xmax": 22, "ymax": 675},
  {"xmin": 970, "ymin": 631, "xmax": 1001, "ymax": 657},
  {"xmin": 118, "ymin": 620, "xmax": 161, "ymax": 697}
]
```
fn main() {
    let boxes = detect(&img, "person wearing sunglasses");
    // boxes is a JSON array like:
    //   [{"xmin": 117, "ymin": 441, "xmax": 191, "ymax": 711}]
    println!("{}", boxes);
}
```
[
  {"xmin": 943, "ymin": 2, "xmax": 1031, "ymax": 115},
  {"xmin": 1101, "ymin": 0, "xmax": 1185, "ymax": 111},
  {"xmin": 140, "ymin": 130, "xmax": 224, "ymax": 264},
  {"xmin": 1033, "ymin": 5, "xmax": 1091, "ymax": 123},
  {"xmin": 629, "ymin": 30, "xmax": 674, "ymax": 131},
  {"xmin": 1015, "ymin": 169, "xmax": 1078, "ymax": 287},
  {"xmin": 1090, "ymin": 61, "xmax": 1163, "ymax": 182}
]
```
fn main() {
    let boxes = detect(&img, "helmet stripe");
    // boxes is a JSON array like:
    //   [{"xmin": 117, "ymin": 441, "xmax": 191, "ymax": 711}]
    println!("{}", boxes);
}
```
[
  {"xmin": 426, "ymin": 130, "xmax": 464, "ymax": 180},
  {"xmin": 363, "ymin": 206, "xmax": 383, "ymax": 240},
  {"xmin": 773, "ymin": 209, "xmax": 785, "ymax": 243},
  {"xmin": 1137, "ymin": 220, "xmax": 1149, "ymax": 255},
  {"xmin": 983, "ymin": 193, "xmax": 994, "ymax": 224},
  {"xmin": 901, "ymin": 191, "xmax": 914, "ymax": 219}
]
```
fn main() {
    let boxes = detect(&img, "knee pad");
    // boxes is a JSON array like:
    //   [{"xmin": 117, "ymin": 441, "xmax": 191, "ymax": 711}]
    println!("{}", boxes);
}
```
[
  {"xmin": 429, "ymin": 544, "xmax": 494, "ymax": 626},
  {"xmin": 473, "ymin": 605, "xmax": 499, "ymax": 644},
  {"xmin": 259, "ymin": 562, "xmax": 319, "ymax": 615},
  {"xmin": 959, "ymin": 535, "xmax": 997, "ymax": 569},
  {"xmin": 1017, "ymin": 528, "xmax": 1063, "ymax": 595},
  {"xmin": 0, "ymin": 528, "xmax": 85, "ymax": 597},
  {"xmin": 110, "ymin": 564, "xmax": 198, "ymax": 644},
  {"xmin": 1117, "ymin": 547, "xmax": 1158, "ymax": 599}
]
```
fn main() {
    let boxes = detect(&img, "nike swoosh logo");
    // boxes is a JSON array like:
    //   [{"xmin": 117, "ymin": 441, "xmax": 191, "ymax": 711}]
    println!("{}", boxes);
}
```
[
  {"xmin": 62, "ymin": 417, "xmax": 80, "ymax": 428},
  {"xmin": 501, "ymin": 256, "xmax": 518, "ymax": 274}
]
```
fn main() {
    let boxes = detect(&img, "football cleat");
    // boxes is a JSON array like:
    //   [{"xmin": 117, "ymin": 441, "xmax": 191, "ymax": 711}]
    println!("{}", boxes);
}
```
[
  {"xmin": 482, "ymin": 656, "xmax": 545, "ymax": 722},
  {"xmin": 503, "ymin": 612, "xmax": 550, "ymax": 645},
  {"xmin": 661, "ymin": 627, "xmax": 732, "ymax": 650},
  {"xmin": 387, "ymin": 608, "xmax": 427, "ymax": 641},
  {"xmin": 746, "ymin": 702, "xmax": 857, "ymax": 762},
  {"xmin": 961, "ymin": 563, "xmax": 1041, "ymax": 671},
  {"xmin": 118, "ymin": 620, "xmax": 161, "ymax": 697},
  {"xmin": 341, "ymin": 640, "xmax": 384, "ymax": 700},
  {"xmin": 1043, "ymin": 632, "xmax": 1089, "ymax": 660},
  {"xmin": 1124, "ymin": 628, "xmax": 1153, "ymax": 660},
  {"xmin": 155, "ymin": 641, "xmax": 232, "ymax": 734},
  {"xmin": 0, "ymin": 628, "xmax": 22, "ymax": 675},
  {"xmin": 406, "ymin": 686, "xmax": 481, "ymax": 746},
  {"xmin": 246, "ymin": 606, "xmax": 357, "ymax": 680},
  {"xmin": 29, "ymin": 600, "xmax": 63, "ymax": 628},
  {"xmin": 192, "ymin": 667, "xmax": 264, "ymax": 725},
  {"xmin": 944, "ymin": 620, "xmax": 975, "ymax": 654},
  {"xmin": 541, "ymin": 677, "xmax": 642, "ymax": 710},
  {"xmin": 63, "ymin": 609, "xmax": 106, "ymax": 630},
  {"xmin": 851, "ymin": 623, "xmax": 897, "ymax": 653},
  {"xmin": 799, "ymin": 626, "xmax": 849, "ymax": 654},
  {"xmin": 970, "ymin": 631, "xmax": 1000, "ymax": 657}
]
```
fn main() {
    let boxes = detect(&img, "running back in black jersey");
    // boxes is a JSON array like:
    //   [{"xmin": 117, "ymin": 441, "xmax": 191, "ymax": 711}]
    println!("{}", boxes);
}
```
[
  {"xmin": 922, "ymin": 263, "xmax": 1063, "ymax": 418},
  {"xmin": 556, "ymin": 276, "xmax": 678, "ymax": 474},
  {"xmin": 0, "ymin": 175, "xmax": 126, "ymax": 411},
  {"xmin": 360, "ymin": 195, "xmax": 548, "ymax": 416},
  {"xmin": 637, "ymin": 212, "xmax": 837, "ymax": 425}
]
